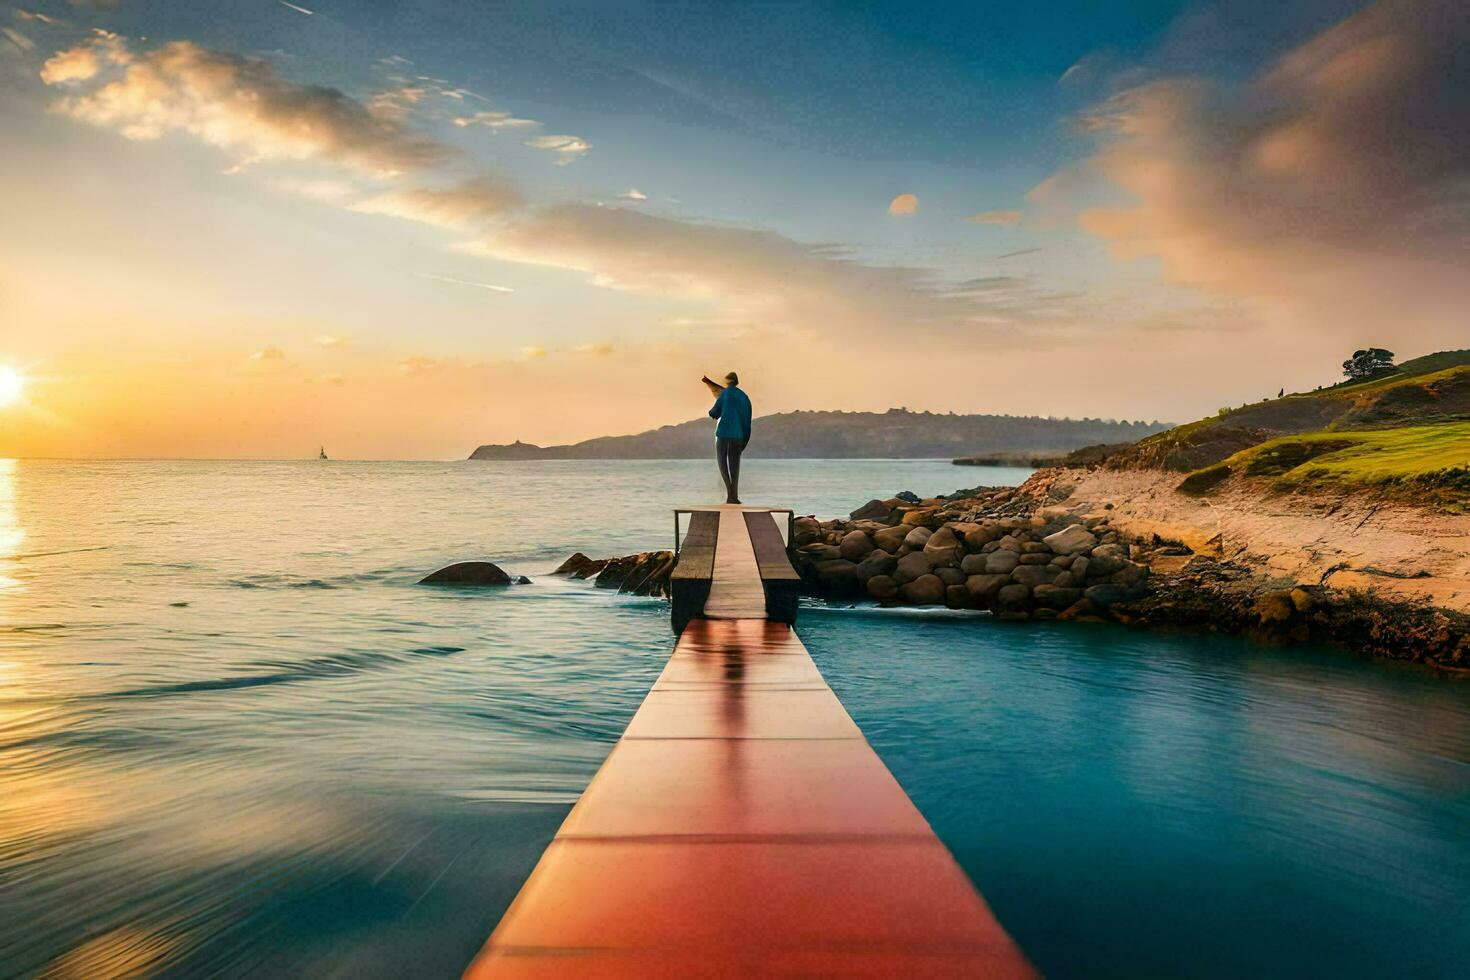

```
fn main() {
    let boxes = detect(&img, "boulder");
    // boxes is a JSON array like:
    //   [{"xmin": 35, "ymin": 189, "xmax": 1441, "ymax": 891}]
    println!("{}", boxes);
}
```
[
  {"xmin": 964, "ymin": 573, "xmax": 1008, "ymax": 602},
  {"xmin": 959, "ymin": 552, "xmax": 989, "ymax": 575},
  {"xmin": 963, "ymin": 525, "xmax": 1001, "ymax": 550},
  {"xmin": 893, "ymin": 551, "xmax": 935, "ymax": 585},
  {"xmin": 1020, "ymin": 541, "xmax": 1051, "ymax": 555},
  {"xmin": 996, "ymin": 583, "xmax": 1031, "ymax": 610},
  {"xmin": 617, "ymin": 552, "xmax": 677, "ymax": 596},
  {"xmin": 1011, "ymin": 564, "xmax": 1059, "ymax": 587},
  {"xmin": 420, "ymin": 561, "xmax": 513, "ymax": 586},
  {"xmin": 792, "ymin": 517, "xmax": 822, "ymax": 546},
  {"xmin": 1043, "ymin": 524, "xmax": 1098, "ymax": 555},
  {"xmin": 799, "ymin": 543, "xmax": 844, "ymax": 563},
  {"xmin": 1018, "ymin": 554, "xmax": 1052, "ymax": 566},
  {"xmin": 839, "ymin": 530, "xmax": 876, "ymax": 562},
  {"xmin": 866, "ymin": 574, "xmax": 898, "ymax": 600},
  {"xmin": 923, "ymin": 527, "xmax": 964, "ymax": 567},
  {"xmin": 1084, "ymin": 582, "xmax": 1143, "ymax": 607},
  {"xmin": 1086, "ymin": 553, "xmax": 1126, "ymax": 577},
  {"xmin": 1058, "ymin": 598, "xmax": 1104, "ymax": 621},
  {"xmin": 901, "ymin": 574, "xmax": 946, "ymax": 605},
  {"xmin": 854, "ymin": 550, "xmax": 898, "ymax": 583},
  {"xmin": 945, "ymin": 584, "xmax": 970, "ymax": 609},
  {"xmin": 984, "ymin": 551, "xmax": 1020, "ymax": 575},
  {"xmin": 814, "ymin": 559, "xmax": 861, "ymax": 594},
  {"xmin": 935, "ymin": 566, "xmax": 966, "ymax": 587},
  {"xmin": 903, "ymin": 526, "xmax": 934, "ymax": 549},
  {"xmin": 1110, "ymin": 562, "xmax": 1149, "ymax": 587},
  {"xmin": 1052, "ymin": 571, "xmax": 1075, "ymax": 589},
  {"xmin": 900, "ymin": 508, "xmax": 939, "ymax": 527},
  {"xmin": 997, "ymin": 535, "xmax": 1024, "ymax": 553},
  {"xmin": 874, "ymin": 526, "xmax": 910, "ymax": 554},
  {"xmin": 895, "ymin": 490, "xmax": 922, "ymax": 504},
  {"xmin": 1070, "ymin": 556, "xmax": 1090, "ymax": 580},
  {"xmin": 849, "ymin": 499, "xmax": 891, "ymax": 521},
  {"xmin": 552, "ymin": 552, "xmax": 608, "ymax": 578},
  {"xmin": 1033, "ymin": 584, "xmax": 1083, "ymax": 609}
]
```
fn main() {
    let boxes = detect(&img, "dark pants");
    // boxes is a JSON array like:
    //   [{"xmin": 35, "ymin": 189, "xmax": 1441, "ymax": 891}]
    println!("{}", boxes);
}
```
[{"xmin": 716, "ymin": 437, "xmax": 745, "ymax": 503}]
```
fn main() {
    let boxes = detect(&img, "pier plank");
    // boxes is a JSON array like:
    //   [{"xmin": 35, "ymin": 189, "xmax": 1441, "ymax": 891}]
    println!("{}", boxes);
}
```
[{"xmin": 465, "ymin": 611, "xmax": 1035, "ymax": 978}]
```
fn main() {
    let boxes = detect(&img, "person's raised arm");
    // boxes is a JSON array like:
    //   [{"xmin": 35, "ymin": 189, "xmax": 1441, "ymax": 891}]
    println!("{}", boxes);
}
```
[{"xmin": 700, "ymin": 375, "xmax": 724, "ymax": 398}]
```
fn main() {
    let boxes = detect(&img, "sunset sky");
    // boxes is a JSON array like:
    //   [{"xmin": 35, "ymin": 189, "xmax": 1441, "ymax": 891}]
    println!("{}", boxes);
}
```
[{"xmin": 1, "ymin": 0, "xmax": 1465, "ymax": 458}]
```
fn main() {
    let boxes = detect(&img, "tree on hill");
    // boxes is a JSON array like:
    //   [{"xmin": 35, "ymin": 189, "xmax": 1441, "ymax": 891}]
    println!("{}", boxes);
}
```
[{"xmin": 1342, "ymin": 348, "xmax": 1396, "ymax": 380}]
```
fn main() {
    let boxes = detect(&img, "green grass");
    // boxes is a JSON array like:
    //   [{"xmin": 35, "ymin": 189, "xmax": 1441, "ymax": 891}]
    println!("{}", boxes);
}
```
[
  {"xmin": 1203, "ymin": 422, "xmax": 1470, "ymax": 509},
  {"xmin": 1394, "ymin": 349, "xmax": 1470, "ymax": 377}
]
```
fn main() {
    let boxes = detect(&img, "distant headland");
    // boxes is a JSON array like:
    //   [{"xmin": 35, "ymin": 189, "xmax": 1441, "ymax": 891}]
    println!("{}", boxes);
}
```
[{"xmin": 469, "ymin": 408, "xmax": 1172, "ymax": 460}]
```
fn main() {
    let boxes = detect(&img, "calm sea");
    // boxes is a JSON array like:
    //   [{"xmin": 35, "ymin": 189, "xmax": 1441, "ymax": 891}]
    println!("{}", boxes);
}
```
[{"xmin": 1, "ymin": 459, "xmax": 1465, "ymax": 977}]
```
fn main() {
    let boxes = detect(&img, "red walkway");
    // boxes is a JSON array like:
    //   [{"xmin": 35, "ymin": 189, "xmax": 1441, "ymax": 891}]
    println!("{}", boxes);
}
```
[{"xmin": 465, "ymin": 510, "xmax": 1034, "ymax": 978}]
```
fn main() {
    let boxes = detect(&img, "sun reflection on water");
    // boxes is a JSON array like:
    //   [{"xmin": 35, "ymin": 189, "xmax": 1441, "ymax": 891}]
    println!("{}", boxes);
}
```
[{"xmin": 0, "ymin": 459, "xmax": 23, "ymax": 590}]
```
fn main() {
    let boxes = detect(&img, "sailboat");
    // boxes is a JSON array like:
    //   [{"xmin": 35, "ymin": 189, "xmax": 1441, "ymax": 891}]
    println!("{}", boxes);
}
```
[{"xmin": 318, "ymin": 446, "xmax": 328, "ymax": 460}]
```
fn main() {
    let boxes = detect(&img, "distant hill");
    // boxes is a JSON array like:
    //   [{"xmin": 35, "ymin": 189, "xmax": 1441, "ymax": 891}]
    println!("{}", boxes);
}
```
[{"xmin": 470, "ymin": 409, "xmax": 1172, "ymax": 460}]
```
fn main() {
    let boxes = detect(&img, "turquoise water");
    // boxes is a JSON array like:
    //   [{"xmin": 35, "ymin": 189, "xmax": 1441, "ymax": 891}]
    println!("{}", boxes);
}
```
[{"xmin": 0, "ymin": 459, "xmax": 1465, "ymax": 977}]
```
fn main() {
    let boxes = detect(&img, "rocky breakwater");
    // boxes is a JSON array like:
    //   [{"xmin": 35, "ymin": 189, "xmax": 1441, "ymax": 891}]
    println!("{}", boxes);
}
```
[
  {"xmin": 553, "ymin": 550, "xmax": 674, "ymax": 598},
  {"xmin": 793, "ymin": 490, "xmax": 1150, "ymax": 621}
]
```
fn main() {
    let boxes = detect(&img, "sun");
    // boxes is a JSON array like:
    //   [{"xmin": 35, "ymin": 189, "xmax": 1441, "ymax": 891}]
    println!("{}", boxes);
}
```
[{"xmin": 0, "ymin": 366, "xmax": 26, "ymax": 407}]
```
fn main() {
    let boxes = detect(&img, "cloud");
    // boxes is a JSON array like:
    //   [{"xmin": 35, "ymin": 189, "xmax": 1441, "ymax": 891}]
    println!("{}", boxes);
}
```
[
  {"xmin": 350, "ymin": 178, "xmax": 522, "ymax": 230},
  {"xmin": 276, "ymin": 0, "xmax": 313, "ymax": 14},
  {"xmin": 520, "ymin": 345, "xmax": 547, "ymax": 358},
  {"xmin": 397, "ymin": 356, "xmax": 439, "ymax": 374},
  {"xmin": 413, "ymin": 272, "xmax": 514, "ymax": 293},
  {"xmin": 619, "ymin": 188, "xmax": 648, "ymax": 201},
  {"xmin": 313, "ymin": 334, "xmax": 346, "ymax": 347},
  {"xmin": 40, "ymin": 45, "xmax": 99, "ymax": 82},
  {"xmin": 1070, "ymin": 0, "xmax": 1470, "ymax": 339},
  {"xmin": 43, "ymin": 38, "xmax": 450, "ymax": 176},
  {"xmin": 367, "ymin": 85, "xmax": 427, "ymax": 121},
  {"xmin": 452, "ymin": 110, "xmax": 538, "ymax": 130},
  {"xmin": 15, "ymin": 10, "xmax": 64, "ymax": 25},
  {"xmin": 575, "ymin": 342, "xmax": 614, "ymax": 355},
  {"xmin": 524, "ymin": 133, "xmax": 591, "ymax": 163},
  {"xmin": 967, "ymin": 210, "xmax": 1021, "ymax": 226},
  {"xmin": 250, "ymin": 346, "xmax": 286, "ymax": 362},
  {"xmin": 460, "ymin": 204, "xmax": 1061, "ymax": 348},
  {"xmin": 2, "ymin": 27, "xmax": 34, "ymax": 52},
  {"xmin": 887, "ymin": 193, "xmax": 918, "ymax": 215}
]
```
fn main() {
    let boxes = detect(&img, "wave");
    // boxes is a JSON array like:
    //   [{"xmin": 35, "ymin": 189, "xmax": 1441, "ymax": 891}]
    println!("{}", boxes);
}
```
[{"xmin": 1, "ymin": 646, "xmax": 469, "ymax": 707}]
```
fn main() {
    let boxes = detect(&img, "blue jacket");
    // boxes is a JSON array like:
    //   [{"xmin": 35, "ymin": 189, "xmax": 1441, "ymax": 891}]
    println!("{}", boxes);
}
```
[{"xmin": 709, "ymin": 385, "xmax": 752, "ymax": 441}]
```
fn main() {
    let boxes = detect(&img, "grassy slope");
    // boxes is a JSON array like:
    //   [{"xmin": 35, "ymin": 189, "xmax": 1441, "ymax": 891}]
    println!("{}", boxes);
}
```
[
  {"xmin": 1114, "ymin": 351, "xmax": 1470, "ymax": 508},
  {"xmin": 1213, "ymin": 423, "xmax": 1470, "ymax": 505}
]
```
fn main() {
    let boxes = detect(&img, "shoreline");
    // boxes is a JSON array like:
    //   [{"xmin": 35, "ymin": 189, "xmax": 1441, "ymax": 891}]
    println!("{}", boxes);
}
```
[{"xmin": 559, "ymin": 470, "xmax": 1470, "ymax": 670}]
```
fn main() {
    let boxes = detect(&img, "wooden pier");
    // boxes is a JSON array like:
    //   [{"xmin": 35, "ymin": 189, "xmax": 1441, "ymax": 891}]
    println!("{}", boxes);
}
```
[{"xmin": 466, "ymin": 504, "xmax": 1033, "ymax": 978}]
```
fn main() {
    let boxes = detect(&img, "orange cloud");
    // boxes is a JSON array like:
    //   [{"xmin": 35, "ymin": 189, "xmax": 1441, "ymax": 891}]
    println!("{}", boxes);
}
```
[
  {"xmin": 44, "ymin": 39, "xmax": 449, "ymax": 176},
  {"xmin": 1071, "ymin": 0, "xmax": 1470, "ymax": 343},
  {"xmin": 349, "ymin": 177, "xmax": 522, "ymax": 230},
  {"xmin": 887, "ymin": 193, "xmax": 918, "ymax": 215},
  {"xmin": 461, "ymin": 203, "xmax": 1069, "ymax": 348}
]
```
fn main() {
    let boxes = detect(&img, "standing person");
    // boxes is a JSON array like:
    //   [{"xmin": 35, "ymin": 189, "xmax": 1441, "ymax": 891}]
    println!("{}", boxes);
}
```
[{"xmin": 701, "ymin": 371, "xmax": 752, "ymax": 504}]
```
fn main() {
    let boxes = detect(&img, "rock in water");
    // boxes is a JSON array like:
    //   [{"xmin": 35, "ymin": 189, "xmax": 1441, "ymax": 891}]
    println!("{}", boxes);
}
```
[
  {"xmin": 421, "ymin": 561, "xmax": 513, "ymax": 586},
  {"xmin": 553, "ymin": 552, "xmax": 608, "ymax": 578}
]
